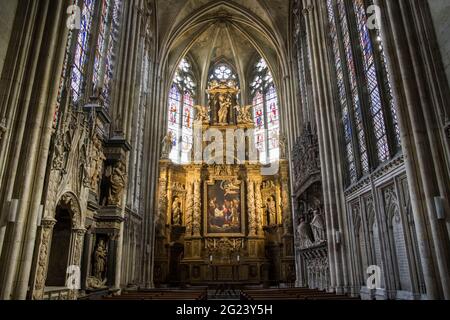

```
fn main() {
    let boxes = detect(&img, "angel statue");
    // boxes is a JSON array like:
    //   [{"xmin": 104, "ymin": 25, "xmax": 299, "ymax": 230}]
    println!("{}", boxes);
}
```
[
  {"xmin": 234, "ymin": 105, "xmax": 253, "ymax": 124},
  {"xmin": 193, "ymin": 105, "xmax": 210, "ymax": 124}
]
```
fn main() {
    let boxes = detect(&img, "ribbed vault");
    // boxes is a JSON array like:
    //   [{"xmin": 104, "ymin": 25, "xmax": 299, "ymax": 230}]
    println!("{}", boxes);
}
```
[{"xmin": 155, "ymin": 0, "xmax": 291, "ymax": 106}]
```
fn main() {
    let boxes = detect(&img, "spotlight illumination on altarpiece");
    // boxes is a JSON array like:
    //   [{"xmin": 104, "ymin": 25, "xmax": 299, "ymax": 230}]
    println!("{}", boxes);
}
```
[{"xmin": 154, "ymin": 80, "xmax": 295, "ymax": 286}]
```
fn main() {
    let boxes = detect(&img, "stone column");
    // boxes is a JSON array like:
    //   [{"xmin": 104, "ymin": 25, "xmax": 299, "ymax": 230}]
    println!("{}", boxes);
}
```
[
  {"xmin": 247, "ymin": 179, "xmax": 257, "ymax": 237},
  {"xmin": 0, "ymin": 0, "xmax": 71, "ymax": 300},
  {"xmin": 303, "ymin": 0, "xmax": 337, "ymax": 292},
  {"xmin": 302, "ymin": 0, "xmax": 351, "ymax": 294},
  {"xmin": 80, "ymin": 230, "xmax": 94, "ymax": 291},
  {"xmin": 281, "ymin": 178, "xmax": 294, "ymax": 235},
  {"xmin": 68, "ymin": 228, "xmax": 86, "ymax": 299},
  {"xmin": 32, "ymin": 217, "xmax": 57, "ymax": 300},
  {"xmin": 375, "ymin": 0, "xmax": 450, "ymax": 299},
  {"xmin": 185, "ymin": 181, "xmax": 194, "ymax": 238},
  {"xmin": 254, "ymin": 180, "xmax": 264, "ymax": 235},
  {"xmin": 192, "ymin": 179, "xmax": 202, "ymax": 237},
  {"xmin": 156, "ymin": 162, "xmax": 169, "ymax": 237}
]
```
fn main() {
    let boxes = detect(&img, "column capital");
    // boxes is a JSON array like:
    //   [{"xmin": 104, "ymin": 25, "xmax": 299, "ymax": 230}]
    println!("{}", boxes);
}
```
[
  {"xmin": 302, "ymin": 5, "xmax": 314, "ymax": 16},
  {"xmin": 41, "ymin": 217, "xmax": 57, "ymax": 228}
]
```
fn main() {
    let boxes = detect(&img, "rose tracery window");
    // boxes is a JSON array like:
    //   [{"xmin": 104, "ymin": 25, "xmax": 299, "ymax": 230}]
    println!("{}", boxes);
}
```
[{"xmin": 210, "ymin": 64, "xmax": 237, "ymax": 81}]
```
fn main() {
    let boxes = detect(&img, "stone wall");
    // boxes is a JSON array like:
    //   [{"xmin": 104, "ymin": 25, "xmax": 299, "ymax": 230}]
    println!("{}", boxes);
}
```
[{"xmin": 0, "ymin": 0, "xmax": 18, "ymax": 77}]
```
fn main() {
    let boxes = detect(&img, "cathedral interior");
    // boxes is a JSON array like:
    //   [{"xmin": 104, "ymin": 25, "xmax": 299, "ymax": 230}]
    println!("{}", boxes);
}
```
[{"xmin": 0, "ymin": 0, "xmax": 449, "ymax": 301}]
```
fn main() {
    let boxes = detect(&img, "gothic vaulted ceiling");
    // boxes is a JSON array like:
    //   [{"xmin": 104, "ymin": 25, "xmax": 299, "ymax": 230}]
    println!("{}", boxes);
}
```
[{"xmin": 155, "ymin": 0, "xmax": 291, "ymax": 100}]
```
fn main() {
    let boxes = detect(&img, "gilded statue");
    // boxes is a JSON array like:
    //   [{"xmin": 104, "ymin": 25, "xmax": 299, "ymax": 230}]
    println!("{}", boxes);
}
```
[
  {"xmin": 172, "ymin": 197, "xmax": 182, "ymax": 225},
  {"xmin": 218, "ymin": 94, "xmax": 232, "ymax": 124},
  {"xmin": 93, "ymin": 239, "xmax": 107, "ymax": 281},
  {"xmin": 161, "ymin": 131, "xmax": 174, "ymax": 159},
  {"xmin": 266, "ymin": 196, "xmax": 277, "ymax": 225},
  {"xmin": 108, "ymin": 160, "xmax": 127, "ymax": 206},
  {"xmin": 234, "ymin": 105, "xmax": 253, "ymax": 124},
  {"xmin": 193, "ymin": 105, "xmax": 210, "ymax": 124}
]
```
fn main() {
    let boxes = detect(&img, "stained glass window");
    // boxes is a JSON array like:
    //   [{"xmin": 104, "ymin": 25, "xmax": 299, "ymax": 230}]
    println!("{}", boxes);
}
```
[
  {"xmin": 211, "ymin": 64, "xmax": 236, "ymax": 81},
  {"xmin": 181, "ymin": 93, "xmax": 194, "ymax": 164},
  {"xmin": 253, "ymin": 92, "xmax": 267, "ymax": 162},
  {"xmin": 93, "ymin": 0, "xmax": 111, "ymax": 87},
  {"xmin": 92, "ymin": 0, "xmax": 122, "ymax": 108},
  {"xmin": 326, "ymin": 0, "xmax": 402, "ymax": 185},
  {"xmin": 353, "ymin": 0, "xmax": 389, "ymax": 162},
  {"xmin": 167, "ymin": 58, "xmax": 196, "ymax": 164},
  {"xmin": 71, "ymin": 0, "xmax": 96, "ymax": 104},
  {"xmin": 337, "ymin": 0, "xmax": 369, "ymax": 175},
  {"xmin": 327, "ymin": 0, "xmax": 358, "ymax": 182},
  {"xmin": 250, "ymin": 58, "xmax": 280, "ymax": 164},
  {"xmin": 266, "ymin": 87, "xmax": 280, "ymax": 162},
  {"xmin": 168, "ymin": 85, "xmax": 182, "ymax": 162}
]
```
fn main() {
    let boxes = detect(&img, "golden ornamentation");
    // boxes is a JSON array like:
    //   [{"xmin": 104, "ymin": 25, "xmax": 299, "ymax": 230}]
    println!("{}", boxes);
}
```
[
  {"xmin": 234, "ymin": 105, "xmax": 253, "ymax": 124},
  {"xmin": 247, "ymin": 179, "xmax": 256, "ymax": 236},
  {"xmin": 254, "ymin": 181, "xmax": 264, "ymax": 234},
  {"xmin": 185, "ymin": 182, "xmax": 194, "ymax": 236},
  {"xmin": 192, "ymin": 179, "xmax": 201, "ymax": 236},
  {"xmin": 193, "ymin": 105, "xmax": 210, "ymax": 124}
]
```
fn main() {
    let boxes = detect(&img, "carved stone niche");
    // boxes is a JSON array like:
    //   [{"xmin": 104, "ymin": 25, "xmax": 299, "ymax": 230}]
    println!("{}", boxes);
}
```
[
  {"xmin": 291, "ymin": 123, "xmax": 321, "ymax": 194},
  {"xmin": 86, "ymin": 235, "xmax": 110, "ymax": 290},
  {"xmin": 295, "ymin": 182, "xmax": 326, "ymax": 249},
  {"xmin": 99, "ymin": 137, "xmax": 131, "ymax": 208}
]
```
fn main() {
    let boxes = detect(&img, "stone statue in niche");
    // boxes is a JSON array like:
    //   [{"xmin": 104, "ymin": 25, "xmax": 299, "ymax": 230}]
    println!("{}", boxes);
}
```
[
  {"xmin": 161, "ymin": 131, "xmax": 174, "ymax": 159},
  {"xmin": 266, "ymin": 196, "xmax": 277, "ymax": 225},
  {"xmin": 53, "ymin": 132, "xmax": 71, "ymax": 171},
  {"xmin": 79, "ymin": 144, "xmax": 91, "ymax": 188},
  {"xmin": 310, "ymin": 208, "xmax": 326, "ymax": 243},
  {"xmin": 218, "ymin": 94, "xmax": 232, "ymax": 124},
  {"xmin": 93, "ymin": 239, "xmax": 108, "ymax": 281},
  {"xmin": 279, "ymin": 133, "xmax": 288, "ymax": 159},
  {"xmin": 89, "ymin": 134, "xmax": 106, "ymax": 190},
  {"xmin": 172, "ymin": 196, "xmax": 182, "ymax": 225},
  {"xmin": 107, "ymin": 160, "xmax": 127, "ymax": 206},
  {"xmin": 297, "ymin": 217, "xmax": 314, "ymax": 249},
  {"xmin": 234, "ymin": 105, "xmax": 253, "ymax": 124}
]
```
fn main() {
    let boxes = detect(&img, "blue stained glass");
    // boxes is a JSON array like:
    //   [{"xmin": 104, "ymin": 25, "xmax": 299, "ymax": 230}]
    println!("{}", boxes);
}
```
[
  {"xmin": 167, "ymin": 58, "xmax": 197, "ymax": 164},
  {"xmin": 354, "ymin": 0, "xmax": 390, "ymax": 162},
  {"xmin": 71, "ymin": 0, "xmax": 96, "ymax": 104},
  {"xmin": 251, "ymin": 58, "xmax": 280, "ymax": 164},
  {"xmin": 337, "ymin": 0, "xmax": 369, "ymax": 174},
  {"xmin": 327, "ymin": 0, "xmax": 358, "ymax": 182}
]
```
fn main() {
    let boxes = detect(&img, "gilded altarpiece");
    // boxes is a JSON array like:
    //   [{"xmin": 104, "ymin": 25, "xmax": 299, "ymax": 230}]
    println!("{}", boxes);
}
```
[{"xmin": 154, "ymin": 81, "xmax": 295, "ymax": 286}]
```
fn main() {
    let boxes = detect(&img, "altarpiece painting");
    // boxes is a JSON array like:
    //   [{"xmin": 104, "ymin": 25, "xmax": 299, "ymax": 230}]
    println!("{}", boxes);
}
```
[{"xmin": 205, "ymin": 179, "xmax": 245, "ymax": 237}]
